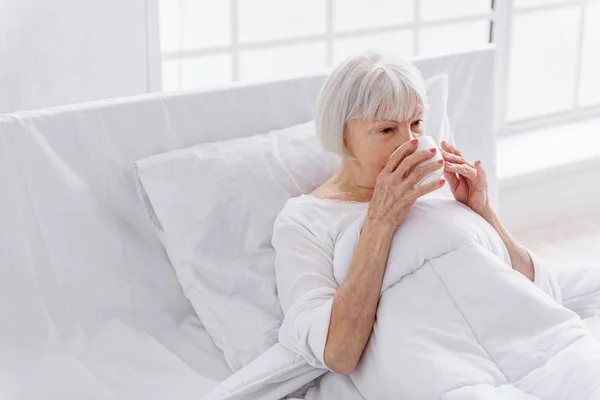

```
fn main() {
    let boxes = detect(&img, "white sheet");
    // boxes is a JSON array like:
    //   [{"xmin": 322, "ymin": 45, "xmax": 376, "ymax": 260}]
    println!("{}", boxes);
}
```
[
  {"xmin": 587, "ymin": 316, "xmax": 600, "ymax": 341},
  {"xmin": 1, "ymin": 318, "xmax": 222, "ymax": 400}
]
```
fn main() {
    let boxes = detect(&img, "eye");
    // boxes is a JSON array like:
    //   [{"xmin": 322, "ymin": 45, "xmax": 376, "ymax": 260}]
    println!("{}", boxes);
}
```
[
  {"xmin": 380, "ymin": 127, "xmax": 395, "ymax": 134},
  {"xmin": 412, "ymin": 119, "xmax": 423, "ymax": 127}
]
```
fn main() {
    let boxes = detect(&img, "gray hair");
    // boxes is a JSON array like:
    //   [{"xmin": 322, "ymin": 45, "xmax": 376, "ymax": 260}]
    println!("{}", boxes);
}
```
[{"xmin": 315, "ymin": 52, "xmax": 427, "ymax": 157}]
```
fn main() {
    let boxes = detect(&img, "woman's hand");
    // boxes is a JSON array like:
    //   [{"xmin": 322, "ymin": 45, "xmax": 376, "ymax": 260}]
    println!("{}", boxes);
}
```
[
  {"xmin": 441, "ymin": 141, "xmax": 491, "ymax": 217},
  {"xmin": 368, "ymin": 138, "xmax": 445, "ymax": 229}
]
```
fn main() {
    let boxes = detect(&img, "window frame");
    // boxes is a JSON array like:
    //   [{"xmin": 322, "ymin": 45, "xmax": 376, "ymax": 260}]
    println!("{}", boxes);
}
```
[{"xmin": 149, "ymin": 0, "xmax": 600, "ymax": 136}]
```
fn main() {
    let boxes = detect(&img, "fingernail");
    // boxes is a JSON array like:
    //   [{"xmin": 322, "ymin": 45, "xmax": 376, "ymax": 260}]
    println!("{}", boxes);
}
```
[
  {"xmin": 411, "ymin": 139, "xmax": 418, "ymax": 145},
  {"xmin": 429, "ymin": 148, "xmax": 437, "ymax": 153},
  {"xmin": 439, "ymin": 179, "xmax": 446, "ymax": 185},
  {"xmin": 437, "ymin": 159, "xmax": 444, "ymax": 164}
]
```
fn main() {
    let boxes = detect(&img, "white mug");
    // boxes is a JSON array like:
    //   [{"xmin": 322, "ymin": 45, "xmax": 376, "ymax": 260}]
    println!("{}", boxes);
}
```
[{"xmin": 391, "ymin": 135, "xmax": 444, "ymax": 188}]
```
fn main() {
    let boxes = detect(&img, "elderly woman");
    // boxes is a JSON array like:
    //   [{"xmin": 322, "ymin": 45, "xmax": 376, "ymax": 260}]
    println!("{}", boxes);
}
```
[{"xmin": 271, "ymin": 53, "xmax": 571, "ymax": 398}]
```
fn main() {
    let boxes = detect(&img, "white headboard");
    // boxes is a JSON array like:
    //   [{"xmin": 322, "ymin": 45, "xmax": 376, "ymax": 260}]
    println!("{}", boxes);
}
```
[{"xmin": 2, "ymin": 46, "xmax": 496, "ymax": 210}]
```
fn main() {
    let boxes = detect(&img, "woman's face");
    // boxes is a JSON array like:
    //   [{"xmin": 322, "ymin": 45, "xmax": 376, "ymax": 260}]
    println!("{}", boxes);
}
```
[{"xmin": 343, "ymin": 106, "xmax": 424, "ymax": 187}]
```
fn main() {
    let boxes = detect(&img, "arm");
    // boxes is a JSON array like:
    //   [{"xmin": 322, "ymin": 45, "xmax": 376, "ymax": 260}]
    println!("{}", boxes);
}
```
[
  {"xmin": 274, "ymin": 214, "xmax": 395, "ymax": 376},
  {"xmin": 325, "ymin": 217, "xmax": 395, "ymax": 374},
  {"xmin": 275, "ymin": 140, "xmax": 445, "ymax": 376},
  {"xmin": 481, "ymin": 208, "xmax": 561, "ymax": 302},
  {"xmin": 480, "ymin": 208, "xmax": 534, "ymax": 281}
]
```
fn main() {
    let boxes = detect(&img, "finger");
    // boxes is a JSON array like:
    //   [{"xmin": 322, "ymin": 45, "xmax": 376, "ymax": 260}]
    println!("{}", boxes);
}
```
[
  {"xmin": 409, "ymin": 159, "xmax": 444, "ymax": 185},
  {"xmin": 385, "ymin": 139, "xmax": 419, "ymax": 173},
  {"xmin": 440, "ymin": 140, "xmax": 461, "ymax": 156},
  {"xmin": 474, "ymin": 160, "xmax": 488, "ymax": 191},
  {"xmin": 444, "ymin": 162, "xmax": 477, "ymax": 180},
  {"xmin": 440, "ymin": 141, "xmax": 462, "ymax": 157},
  {"xmin": 397, "ymin": 148, "xmax": 437, "ymax": 177},
  {"xmin": 458, "ymin": 173, "xmax": 470, "ymax": 192},
  {"xmin": 414, "ymin": 178, "xmax": 445, "ymax": 198},
  {"xmin": 441, "ymin": 151, "xmax": 474, "ymax": 168},
  {"xmin": 443, "ymin": 170, "xmax": 460, "ymax": 192}
]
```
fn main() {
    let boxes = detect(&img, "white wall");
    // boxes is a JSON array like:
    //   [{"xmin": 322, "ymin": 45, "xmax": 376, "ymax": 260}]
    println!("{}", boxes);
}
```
[{"xmin": 0, "ymin": 0, "xmax": 153, "ymax": 114}]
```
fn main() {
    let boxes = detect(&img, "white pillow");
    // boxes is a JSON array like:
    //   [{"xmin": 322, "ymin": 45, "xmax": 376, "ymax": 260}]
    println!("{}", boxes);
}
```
[{"xmin": 134, "ymin": 74, "xmax": 454, "ymax": 371}]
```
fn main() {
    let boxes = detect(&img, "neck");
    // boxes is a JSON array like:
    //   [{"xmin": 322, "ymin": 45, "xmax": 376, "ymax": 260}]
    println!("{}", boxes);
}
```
[{"xmin": 330, "ymin": 158, "xmax": 375, "ymax": 202}]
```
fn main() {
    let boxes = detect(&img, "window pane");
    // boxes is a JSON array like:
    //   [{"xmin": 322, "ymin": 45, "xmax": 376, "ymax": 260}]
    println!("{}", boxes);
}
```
[
  {"xmin": 419, "ymin": 20, "xmax": 490, "ymax": 56},
  {"xmin": 506, "ymin": 7, "xmax": 580, "ymax": 121},
  {"xmin": 240, "ymin": 43, "xmax": 326, "ymax": 82},
  {"xmin": 333, "ymin": 31, "xmax": 413, "ymax": 64},
  {"xmin": 514, "ymin": 0, "xmax": 577, "ymax": 9},
  {"xmin": 158, "ymin": 0, "xmax": 182, "ymax": 53},
  {"xmin": 181, "ymin": 0, "xmax": 230, "ymax": 50},
  {"xmin": 162, "ymin": 60, "xmax": 180, "ymax": 91},
  {"xmin": 180, "ymin": 55, "xmax": 232, "ymax": 90},
  {"xmin": 239, "ymin": 0, "xmax": 326, "ymax": 43},
  {"xmin": 579, "ymin": 1, "xmax": 600, "ymax": 107},
  {"xmin": 333, "ymin": 0, "xmax": 413, "ymax": 32},
  {"xmin": 421, "ymin": 0, "xmax": 490, "ymax": 21}
]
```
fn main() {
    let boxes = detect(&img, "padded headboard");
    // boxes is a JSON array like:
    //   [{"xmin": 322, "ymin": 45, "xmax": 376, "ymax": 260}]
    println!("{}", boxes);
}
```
[{"xmin": 4, "ymin": 47, "xmax": 496, "ymax": 205}]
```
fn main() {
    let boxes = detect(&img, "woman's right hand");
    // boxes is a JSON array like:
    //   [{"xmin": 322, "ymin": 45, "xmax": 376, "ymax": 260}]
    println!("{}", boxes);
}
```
[{"xmin": 367, "ymin": 138, "xmax": 445, "ymax": 230}]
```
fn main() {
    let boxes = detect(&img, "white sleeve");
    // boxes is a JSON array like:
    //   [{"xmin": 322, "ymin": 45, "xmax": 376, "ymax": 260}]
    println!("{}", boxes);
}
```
[
  {"xmin": 527, "ymin": 248, "xmax": 562, "ymax": 304},
  {"xmin": 272, "ymin": 213, "xmax": 338, "ymax": 371}
]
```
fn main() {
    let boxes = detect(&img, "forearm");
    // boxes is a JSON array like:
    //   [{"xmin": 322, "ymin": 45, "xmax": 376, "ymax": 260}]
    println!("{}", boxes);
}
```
[
  {"xmin": 481, "ymin": 208, "xmax": 535, "ymax": 281},
  {"xmin": 324, "ymin": 218, "xmax": 394, "ymax": 374}
]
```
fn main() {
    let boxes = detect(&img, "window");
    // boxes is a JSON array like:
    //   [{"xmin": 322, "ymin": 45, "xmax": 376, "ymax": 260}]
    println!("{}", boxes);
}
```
[
  {"xmin": 155, "ymin": 0, "xmax": 600, "ymax": 135},
  {"xmin": 498, "ymin": 0, "xmax": 600, "ymax": 134},
  {"xmin": 157, "ymin": 0, "xmax": 493, "ymax": 90}
]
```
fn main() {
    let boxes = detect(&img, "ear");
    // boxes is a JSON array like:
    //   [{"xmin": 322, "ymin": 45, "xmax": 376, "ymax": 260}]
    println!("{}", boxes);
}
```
[
  {"xmin": 342, "ymin": 123, "xmax": 355, "ymax": 159},
  {"xmin": 342, "ymin": 123, "xmax": 349, "ymax": 146}
]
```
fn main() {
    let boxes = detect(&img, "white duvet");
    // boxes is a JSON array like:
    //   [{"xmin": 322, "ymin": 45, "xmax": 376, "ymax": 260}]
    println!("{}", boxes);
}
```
[{"xmin": 206, "ymin": 198, "xmax": 600, "ymax": 400}]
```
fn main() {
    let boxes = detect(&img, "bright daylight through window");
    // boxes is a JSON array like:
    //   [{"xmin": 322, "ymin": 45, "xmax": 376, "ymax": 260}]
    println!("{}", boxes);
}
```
[{"xmin": 157, "ymin": 0, "xmax": 600, "ymax": 135}]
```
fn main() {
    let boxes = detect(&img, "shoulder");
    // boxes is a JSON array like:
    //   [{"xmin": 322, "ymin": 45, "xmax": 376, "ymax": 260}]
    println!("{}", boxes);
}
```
[
  {"xmin": 273, "ymin": 195, "xmax": 350, "ymax": 248},
  {"xmin": 272, "ymin": 197, "xmax": 339, "ymax": 269},
  {"xmin": 274, "ymin": 195, "xmax": 332, "ymax": 233}
]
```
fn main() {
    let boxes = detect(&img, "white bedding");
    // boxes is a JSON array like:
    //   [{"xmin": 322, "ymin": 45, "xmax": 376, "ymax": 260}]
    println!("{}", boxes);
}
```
[
  {"xmin": 206, "ymin": 199, "xmax": 600, "ymax": 400},
  {"xmin": 1, "ymin": 317, "xmax": 224, "ymax": 400},
  {"xmin": 325, "ymin": 200, "xmax": 600, "ymax": 399}
]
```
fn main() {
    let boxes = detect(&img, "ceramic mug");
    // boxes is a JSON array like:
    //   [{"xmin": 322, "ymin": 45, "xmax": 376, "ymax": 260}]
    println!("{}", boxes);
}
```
[{"xmin": 390, "ymin": 135, "xmax": 444, "ymax": 188}]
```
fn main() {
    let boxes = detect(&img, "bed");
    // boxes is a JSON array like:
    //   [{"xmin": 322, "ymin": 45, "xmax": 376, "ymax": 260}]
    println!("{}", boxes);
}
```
[{"xmin": 1, "ymin": 46, "xmax": 598, "ymax": 400}]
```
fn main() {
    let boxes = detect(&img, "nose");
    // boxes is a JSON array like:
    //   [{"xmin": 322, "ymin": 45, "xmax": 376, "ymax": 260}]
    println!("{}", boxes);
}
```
[{"xmin": 395, "ymin": 122, "xmax": 414, "ymax": 148}]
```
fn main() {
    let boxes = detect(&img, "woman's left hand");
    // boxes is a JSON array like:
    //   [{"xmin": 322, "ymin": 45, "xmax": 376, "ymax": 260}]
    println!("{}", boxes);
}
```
[{"xmin": 440, "ymin": 140, "xmax": 490, "ymax": 216}]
